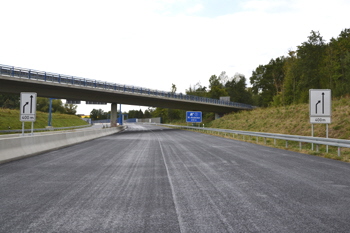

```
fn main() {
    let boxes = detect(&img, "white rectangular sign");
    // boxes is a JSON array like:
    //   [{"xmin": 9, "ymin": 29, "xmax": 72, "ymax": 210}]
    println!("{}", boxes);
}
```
[
  {"xmin": 20, "ymin": 92, "xmax": 37, "ymax": 122},
  {"xmin": 310, "ymin": 116, "xmax": 331, "ymax": 124},
  {"xmin": 309, "ymin": 89, "xmax": 331, "ymax": 124}
]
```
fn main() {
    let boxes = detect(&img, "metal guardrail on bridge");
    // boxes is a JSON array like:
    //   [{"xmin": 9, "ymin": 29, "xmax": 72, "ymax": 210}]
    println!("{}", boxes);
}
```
[
  {"xmin": 0, "ymin": 64, "xmax": 253, "ymax": 110},
  {"xmin": 163, "ymin": 124, "xmax": 350, "ymax": 156}
]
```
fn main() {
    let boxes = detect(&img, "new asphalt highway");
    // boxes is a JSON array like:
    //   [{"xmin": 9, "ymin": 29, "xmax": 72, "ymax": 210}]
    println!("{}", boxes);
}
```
[{"xmin": 1, "ymin": 124, "xmax": 350, "ymax": 232}]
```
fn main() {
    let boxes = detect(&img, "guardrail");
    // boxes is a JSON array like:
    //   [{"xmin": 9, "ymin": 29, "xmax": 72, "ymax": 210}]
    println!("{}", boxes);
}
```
[
  {"xmin": 163, "ymin": 124, "xmax": 350, "ymax": 156},
  {"xmin": 0, "ymin": 64, "xmax": 253, "ymax": 110},
  {"xmin": 0, "ymin": 125, "xmax": 91, "ymax": 134}
]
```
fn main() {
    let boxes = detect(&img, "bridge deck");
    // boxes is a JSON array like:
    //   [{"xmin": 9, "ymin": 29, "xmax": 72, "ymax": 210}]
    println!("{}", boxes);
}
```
[{"xmin": 0, "ymin": 64, "xmax": 253, "ymax": 113}]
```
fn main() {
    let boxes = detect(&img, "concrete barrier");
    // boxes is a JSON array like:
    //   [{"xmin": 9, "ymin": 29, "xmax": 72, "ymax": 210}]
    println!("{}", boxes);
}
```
[{"xmin": 0, "ymin": 126, "xmax": 126, "ymax": 164}]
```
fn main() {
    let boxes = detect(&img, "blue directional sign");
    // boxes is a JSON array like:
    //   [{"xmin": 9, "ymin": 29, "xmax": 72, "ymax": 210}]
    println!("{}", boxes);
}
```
[{"xmin": 186, "ymin": 111, "xmax": 202, "ymax": 123}]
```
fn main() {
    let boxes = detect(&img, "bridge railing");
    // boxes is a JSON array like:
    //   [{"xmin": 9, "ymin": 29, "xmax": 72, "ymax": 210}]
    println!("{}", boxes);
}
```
[{"xmin": 0, "ymin": 64, "xmax": 253, "ymax": 109}]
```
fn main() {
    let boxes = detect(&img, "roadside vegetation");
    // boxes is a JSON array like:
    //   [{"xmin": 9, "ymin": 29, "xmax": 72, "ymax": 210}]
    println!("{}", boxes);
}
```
[
  {"xmin": 203, "ymin": 96, "xmax": 350, "ymax": 162},
  {"xmin": 0, "ymin": 108, "xmax": 88, "ymax": 131},
  {"xmin": 208, "ymin": 97, "xmax": 350, "ymax": 139}
]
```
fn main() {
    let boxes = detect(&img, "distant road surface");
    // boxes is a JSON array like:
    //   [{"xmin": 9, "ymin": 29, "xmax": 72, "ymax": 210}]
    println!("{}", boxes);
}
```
[{"xmin": 1, "ymin": 124, "xmax": 350, "ymax": 232}]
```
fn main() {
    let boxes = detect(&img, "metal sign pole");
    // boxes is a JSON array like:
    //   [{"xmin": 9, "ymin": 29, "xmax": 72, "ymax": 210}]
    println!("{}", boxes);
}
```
[
  {"xmin": 22, "ymin": 122, "xmax": 24, "ymax": 136},
  {"xmin": 311, "ymin": 124, "xmax": 314, "ymax": 151},
  {"xmin": 48, "ymin": 98, "xmax": 53, "ymax": 126},
  {"xmin": 326, "ymin": 124, "xmax": 329, "ymax": 153}
]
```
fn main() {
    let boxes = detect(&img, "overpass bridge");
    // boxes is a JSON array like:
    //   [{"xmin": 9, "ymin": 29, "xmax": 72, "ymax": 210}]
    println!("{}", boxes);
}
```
[{"xmin": 0, "ymin": 64, "xmax": 253, "ymax": 125}]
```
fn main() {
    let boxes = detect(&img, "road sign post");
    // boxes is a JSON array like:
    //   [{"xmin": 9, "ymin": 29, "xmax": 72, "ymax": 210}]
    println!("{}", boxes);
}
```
[
  {"xmin": 20, "ymin": 92, "xmax": 37, "ymax": 136},
  {"xmin": 309, "ymin": 89, "xmax": 331, "ymax": 152}
]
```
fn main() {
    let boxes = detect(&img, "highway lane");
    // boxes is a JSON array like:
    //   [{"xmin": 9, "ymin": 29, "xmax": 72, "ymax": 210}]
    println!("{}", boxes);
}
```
[{"xmin": 1, "ymin": 124, "xmax": 350, "ymax": 232}]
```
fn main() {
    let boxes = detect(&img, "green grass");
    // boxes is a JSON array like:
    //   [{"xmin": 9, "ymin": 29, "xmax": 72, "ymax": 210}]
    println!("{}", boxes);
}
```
[
  {"xmin": 202, "ymin": 97, "xmax": 350, "ymax": 162},
  {"xmin": 207, "ymin": 97, "xmax": 350, "ymax": 137},
  {"xmin": 0, "ymin": 108, "xmax": 88, "ymax": 130}
]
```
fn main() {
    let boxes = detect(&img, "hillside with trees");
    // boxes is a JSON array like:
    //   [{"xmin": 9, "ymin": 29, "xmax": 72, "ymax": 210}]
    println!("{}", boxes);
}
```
[{"xmin": 250, "ymin": 29, "xmax": 350, "ymax": 107}]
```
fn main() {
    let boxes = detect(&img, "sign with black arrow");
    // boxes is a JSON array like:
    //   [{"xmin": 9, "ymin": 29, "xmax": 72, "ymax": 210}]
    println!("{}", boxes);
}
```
[
  {"xmin": 309, "ymin": 89, "xmax": 331, "ymax": 124},
  {"xmin": 20, "ymin": 92, "xmax": 37, "ymax": 122}
]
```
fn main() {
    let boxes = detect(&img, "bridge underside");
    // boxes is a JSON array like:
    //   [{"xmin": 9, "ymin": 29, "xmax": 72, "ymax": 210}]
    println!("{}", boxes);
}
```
[{"xmin": 0, "ymin": 76, "xmax": 243, "ymax": 114}]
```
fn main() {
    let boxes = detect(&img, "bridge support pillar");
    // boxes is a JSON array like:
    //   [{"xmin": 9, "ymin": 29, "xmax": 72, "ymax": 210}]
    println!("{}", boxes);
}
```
[
  {"xmin": 111, "ymin": 103, "xmax": 118, "ymax": 127},
  {"xmin": 215, "ymin": 113, "xmax": 220, "ymax": 120}
]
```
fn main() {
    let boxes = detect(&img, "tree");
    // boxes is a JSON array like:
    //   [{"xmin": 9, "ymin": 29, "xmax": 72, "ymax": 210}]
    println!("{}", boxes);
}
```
[
  {"xmin": 225, "ymin": 73, "xmax": 253, "ymax": 104},
  {"xmin": 208, "ymin": 74, "xmax": 228, "ymax": 99},
  {"xmin": 0, "ymin": 94, "xmax": 20, "ymax": 109},
  {"xmin": 52, "ymin": 99, "xmax": 65, "ymax": 113},
  {"xmin": 151, "ymin": 107, "xmax": 169, "ymax": 123},
  {"xmin": 64, "ymin": 103, "xmax": 77, "ymax": 115},
  {"xmin": 144, "ymin": 108, "xmax": 153, "ymax": 118},
  {"xmin": 167, "ymin": 109, "xmax": 182, "ymax": 122},
  {"xmin": 283, "ymin": 50, "xmax": 301, "ymax": 105},
  {"xmin": 186, "ymin": 82, "xmax": 208, "ymax": 97},
  {"xmin": 218, "ymin": 71, "xmax": 229, "ymax": 86},
  {"xmin": 90, "ymin": 109, "xmax": 108, "ymax": 120},
  {"xmin": 36, "ymin": 98, "xmax": 74, "ymax": 114},
  {"xmin": 36, "ymin": 98, "xmax": 50, "ymax": 112},
  {"xmin": 323, "ymin": 29, "xmax": 350, "ymax": 97},
  {"xmin": 295, "ymin": 30, "xmax": 326, "ymax": 102},
  {"xmin": 250, "ymin": 65, "xmax": 272, "ymax": 106}
]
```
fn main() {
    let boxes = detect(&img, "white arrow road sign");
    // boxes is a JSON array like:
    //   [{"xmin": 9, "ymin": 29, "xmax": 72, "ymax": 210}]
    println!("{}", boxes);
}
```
[
  {"xmin": 20, "ymin": 92, "xmax": 37, "ymax": 122},
  {"xmin": 309, "ymin": 89, "xmax": 331, "ymax": 124}
]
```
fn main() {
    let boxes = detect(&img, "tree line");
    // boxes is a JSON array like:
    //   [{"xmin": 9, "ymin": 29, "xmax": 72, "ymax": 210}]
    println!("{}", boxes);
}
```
[
  {"xmin": 250, "ymin": 29, "xmax": 350, "ymax": 107},
  {"xmin": 148, "ymin": 74, "xmax": 255, "ymax": 123},
  {"xmin": 150, "ymin": 29, "xmax": 350, "ymax": 121},
  {"xmin": 0, "ymin": 94, "xmax": 77, "ymax": 115},
  {"xmin": 89, "ymin": 108, "xmax": 153, "ymax": 121}
]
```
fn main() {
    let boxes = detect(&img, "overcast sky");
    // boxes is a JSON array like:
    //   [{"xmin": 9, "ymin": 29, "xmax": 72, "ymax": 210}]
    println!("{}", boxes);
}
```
[{"xmin": 1, "ymin": 0, "xmax": 349, "ymax": 114}]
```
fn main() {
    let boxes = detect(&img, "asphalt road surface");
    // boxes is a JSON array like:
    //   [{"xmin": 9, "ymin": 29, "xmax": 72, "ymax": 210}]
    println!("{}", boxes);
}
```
[{"xmin": 1, "ymin": 124, "xmax": 350, "ymax": 233}]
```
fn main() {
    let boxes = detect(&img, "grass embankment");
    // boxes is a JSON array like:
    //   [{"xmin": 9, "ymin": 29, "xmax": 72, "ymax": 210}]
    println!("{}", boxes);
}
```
[
  {"xmin": 206, "ymin": 97, "xmax": 350, "ymax": 162},
  {"xmin": 0, "ymin": 108, "xmax": 88, "ymax": 130}
]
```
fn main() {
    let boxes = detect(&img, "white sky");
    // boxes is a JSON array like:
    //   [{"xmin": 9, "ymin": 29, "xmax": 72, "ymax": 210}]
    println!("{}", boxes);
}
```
[{"xmin": 1, "ymin": 0, "xmax": 349, "ymax": 115}]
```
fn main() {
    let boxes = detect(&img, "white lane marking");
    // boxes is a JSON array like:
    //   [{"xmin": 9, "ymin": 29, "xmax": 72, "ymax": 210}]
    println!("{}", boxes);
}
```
[{"xmin": 155, "ymin": 133, "xmax": 185, "ymax": 233}]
